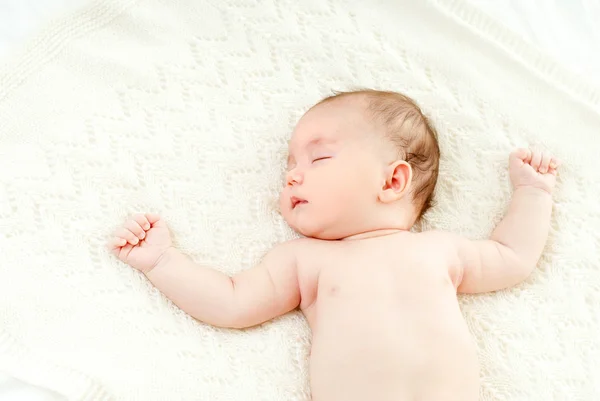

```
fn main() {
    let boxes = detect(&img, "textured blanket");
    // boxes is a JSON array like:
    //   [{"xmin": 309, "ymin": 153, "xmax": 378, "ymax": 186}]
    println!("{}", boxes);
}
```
[{"xmin": 1, "ymin": 0, "xmax": 599, "ymax": 400}]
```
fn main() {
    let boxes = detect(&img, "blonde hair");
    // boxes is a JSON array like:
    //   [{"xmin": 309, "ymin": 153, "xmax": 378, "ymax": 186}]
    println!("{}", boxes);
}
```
[{"xmin": 318, "ymin": 89, "xmax": 440, "ymax": 221}]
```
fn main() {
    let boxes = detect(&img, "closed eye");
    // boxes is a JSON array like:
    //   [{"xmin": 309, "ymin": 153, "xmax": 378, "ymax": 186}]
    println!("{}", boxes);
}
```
[{"xmin": 312, "ymin": 157, "xmax": 331, "ymax": 163}]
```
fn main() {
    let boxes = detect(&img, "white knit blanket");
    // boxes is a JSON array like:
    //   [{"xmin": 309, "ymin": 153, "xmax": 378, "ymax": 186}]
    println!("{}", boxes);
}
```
[{"xmin": 1, "ymin": 1, "xmax": 599, "ymax": 400}]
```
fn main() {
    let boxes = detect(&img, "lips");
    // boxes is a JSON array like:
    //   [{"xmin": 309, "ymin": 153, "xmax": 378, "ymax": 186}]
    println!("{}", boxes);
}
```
[{"xmin": 291, "ymin": 196, "xmax": 308, "ymax": 209}]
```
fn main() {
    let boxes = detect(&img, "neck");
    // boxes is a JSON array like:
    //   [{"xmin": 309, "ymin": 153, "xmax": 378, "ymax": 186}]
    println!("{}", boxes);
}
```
[
  {"xmin": 341, "ymin": 204, "xmax": 416, "ymax": 241},
  {"xmin": 342, "ymin": 228, "xmax": 409, "ymax": 241}
]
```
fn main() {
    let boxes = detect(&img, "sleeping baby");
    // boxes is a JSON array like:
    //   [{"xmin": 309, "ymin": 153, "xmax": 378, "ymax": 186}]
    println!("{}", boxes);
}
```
[{"xmin": 109, "ymin": 89, "xmax": 560, "ymax": 401}]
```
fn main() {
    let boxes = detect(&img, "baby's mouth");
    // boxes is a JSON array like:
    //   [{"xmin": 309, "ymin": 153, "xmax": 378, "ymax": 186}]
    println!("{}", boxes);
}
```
[{"xmin": 291, "ymin": 196, "xmax": 308, "ymax": 209}]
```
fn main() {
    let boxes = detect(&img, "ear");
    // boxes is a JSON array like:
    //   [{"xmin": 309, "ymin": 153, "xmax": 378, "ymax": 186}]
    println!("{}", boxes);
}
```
[{"xmin": 378, "ymin": 160, "xmax": 412, "ymax": 203}]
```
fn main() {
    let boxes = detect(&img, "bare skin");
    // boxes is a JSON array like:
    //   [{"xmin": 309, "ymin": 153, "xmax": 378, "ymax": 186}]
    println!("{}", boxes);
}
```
[{"xmin": 109, "ymin": 98, "xmax": 560, "ymax": 401}]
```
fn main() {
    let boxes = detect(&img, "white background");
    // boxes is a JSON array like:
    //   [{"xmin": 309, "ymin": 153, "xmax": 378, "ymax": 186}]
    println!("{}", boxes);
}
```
[{"xmin": 0, "ymin": 0, "xmax": 599, "ymax": 400}]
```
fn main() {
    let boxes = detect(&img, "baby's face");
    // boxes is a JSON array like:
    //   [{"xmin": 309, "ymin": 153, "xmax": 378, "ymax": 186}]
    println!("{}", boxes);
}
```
[{"xmin": 280, "ymin": 100, "xmax": 390, "ymax": 240}]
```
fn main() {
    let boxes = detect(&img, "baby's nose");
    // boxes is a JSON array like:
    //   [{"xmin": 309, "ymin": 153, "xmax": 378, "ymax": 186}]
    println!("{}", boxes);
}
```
[{"xmin": 286, "ymin": 169, "xmax": 303, "ymax": 186}]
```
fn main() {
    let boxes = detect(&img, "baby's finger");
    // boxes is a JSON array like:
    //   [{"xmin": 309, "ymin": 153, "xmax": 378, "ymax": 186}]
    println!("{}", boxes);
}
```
[
  {"xmin": 549, "ymin": 157, "xmax": 562, "ymax": 169},
  {"xmin": 115, "ymin": 227, "xmax": 139, "ymax": 245},
  {"xmin": 108, "ymin": 237, "xmax": 127, "ymax": 256},
  {"xmin": 133, "ymin": 213, "xmax": 151, "ymax": 231},
  {"xmin": 539, "ymin": 152, "xmax": 552, "ymax": 174},
  {"xmin": 109, "ymin": 236, "xmax": 127, "ymax": 248},
  {"xmin": 530, "ymin": 150, "xmax": 542, "ymax": 170},
  {"xmin": 510, "ymin": 148, "xmax": 530, "ymax": 164},
  {"xmin": 145, "ymin": 213, "xmax": 166, "ymax": 228},
  {"xmin": 125, "ymin": 220, "xmax": 146, "ymax": 240}
]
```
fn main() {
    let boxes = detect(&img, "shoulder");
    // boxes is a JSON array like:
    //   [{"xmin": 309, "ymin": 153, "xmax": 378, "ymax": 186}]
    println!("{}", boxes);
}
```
[
  {"xmin": 271, "ymin": 236, "xmax": 323, "ymax": 255},
  {"xmin": 414, "ymin": 229, "xmax": 464, "ymax": 251},
  {"xmin": 275, "ymin": 237, "xmax": 327, "ymax": 308},
  {"xmin": 266, "ymin": 237, "xmax": 327, "ymax": 270},
  {"xmin": 414, "ymin": 230, "xmax": 466, "ymax": 288}
]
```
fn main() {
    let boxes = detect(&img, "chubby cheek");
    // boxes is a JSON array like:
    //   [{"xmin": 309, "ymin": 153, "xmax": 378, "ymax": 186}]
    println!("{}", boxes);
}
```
[
  {"xmin": 310, "ymin": 164, "xmax": 366, "ymax": 210},
  {"xmin": 318, "ymin": 182, "xmax": 347, "ymax": 214},
  {"xmin": 326, "ymin": 166, "xmax": 372, "ymax": 203}
]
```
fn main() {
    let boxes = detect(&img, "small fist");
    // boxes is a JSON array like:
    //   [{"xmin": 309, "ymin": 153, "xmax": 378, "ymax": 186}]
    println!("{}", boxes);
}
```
[
  {"xmin": 109, "ymin": 213, "xmax": 172, "ymax": 274},
  {"xmin": 509, "ymin": 148, "xmax": 561, "ymax": 194}
]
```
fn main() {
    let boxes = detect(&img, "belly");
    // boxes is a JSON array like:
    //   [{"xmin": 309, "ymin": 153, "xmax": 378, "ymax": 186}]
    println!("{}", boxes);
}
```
[{"xmin": 307, "ymin": 294, "xmax": 480, "ymax": 401}]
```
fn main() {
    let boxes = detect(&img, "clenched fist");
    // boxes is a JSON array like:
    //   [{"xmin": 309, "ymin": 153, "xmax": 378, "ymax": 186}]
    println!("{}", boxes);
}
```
[
  {"xmin": 509, "ymin": 148, "xmax": 561, "ymax": 194},
  {"xmin": 109, "ymin": 213, "xmax": 173, "ymax": 274}
]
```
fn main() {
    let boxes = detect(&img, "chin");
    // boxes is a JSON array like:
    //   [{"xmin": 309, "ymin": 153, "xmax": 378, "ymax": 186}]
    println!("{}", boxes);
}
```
[
  {"xmin": 285, "ymin": 211, "xmax": 348, "ymax": 240},
  {"xmin": 294, "ymin": 222, "xmax": 345, "ymax": 240},
  {"xmin": 287, "ymin": 218, "xmax": 322, "ymax": 239}
]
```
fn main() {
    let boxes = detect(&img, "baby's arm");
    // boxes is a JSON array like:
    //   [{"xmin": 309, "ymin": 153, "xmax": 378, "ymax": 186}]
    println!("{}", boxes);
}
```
[
  {"xmin": 147, "ymin": 243, "xmax": 300, "ymax": 328},
  {"xmin": 109, "ymin": 214, "xmax": 301, "ymax": 328},
  {"xmin": 454, "ymin": 149, "xmax": 560, "ymax": 293}
]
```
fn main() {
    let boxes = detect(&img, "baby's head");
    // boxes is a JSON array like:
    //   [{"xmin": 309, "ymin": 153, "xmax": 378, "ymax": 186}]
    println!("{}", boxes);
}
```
[{"xmin": 280, "ymin": 89, "xmax": 440, "ymax": 240}]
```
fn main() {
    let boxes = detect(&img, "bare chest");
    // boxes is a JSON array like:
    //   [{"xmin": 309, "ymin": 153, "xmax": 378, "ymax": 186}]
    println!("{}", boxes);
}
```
[
  {"xmin": 297, "ymin": 233, "xmax": 460, "ymax": 324},
  {"xmin": 297, "ymin": 235, "xmax": 479, "ymax": 401}
]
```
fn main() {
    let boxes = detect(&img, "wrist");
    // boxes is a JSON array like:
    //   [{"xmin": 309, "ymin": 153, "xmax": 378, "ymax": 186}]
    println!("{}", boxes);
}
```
[
  {"xmin": 513, "ymin": 184, "xmax": 553, "ymax": 197},
  {"xmin": 146, "ymin": 246, "xmax": 178, "ymax": 276}
]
